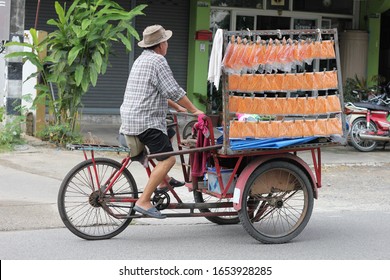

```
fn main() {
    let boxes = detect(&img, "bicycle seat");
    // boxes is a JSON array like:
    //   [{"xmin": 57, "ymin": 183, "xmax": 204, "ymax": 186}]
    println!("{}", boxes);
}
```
[{"xmin": 352, "ymin": 102, "xmax": 390, "ymax": 112}]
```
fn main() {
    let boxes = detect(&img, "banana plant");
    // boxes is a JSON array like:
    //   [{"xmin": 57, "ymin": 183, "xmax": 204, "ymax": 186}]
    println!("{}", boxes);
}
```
[{"xmin": 6, "ymin": 0, "xmax": 146, "ymax": 134}]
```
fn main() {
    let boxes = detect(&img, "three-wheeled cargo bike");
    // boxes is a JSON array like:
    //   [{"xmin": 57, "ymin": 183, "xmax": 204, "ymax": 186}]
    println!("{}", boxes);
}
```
[{"xmin": 58, "ymin": 28, "xmax": 346, "ymax": 244}]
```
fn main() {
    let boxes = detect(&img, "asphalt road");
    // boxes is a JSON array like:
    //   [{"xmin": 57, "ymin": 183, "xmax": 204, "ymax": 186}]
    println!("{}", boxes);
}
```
[{"xmin": 1, "ymin": 138, "xmax": 390, "ymax": 260}]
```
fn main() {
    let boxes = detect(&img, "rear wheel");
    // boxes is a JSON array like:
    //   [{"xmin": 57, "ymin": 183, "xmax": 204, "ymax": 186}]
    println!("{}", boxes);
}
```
[
  {"xmin": 238, "ymin": 161, "xmax": 313, "ymax": 244},
  {"xmin": 350, "ymin": 118, "xmax": 377, "ymax": 152},
  {"xmin": 58, "ymin": 158, "xmax": 138, "ymax": 240},
  {"xmin": 193, "ymin": 190, "xmax": 239, "ymax": 225}
]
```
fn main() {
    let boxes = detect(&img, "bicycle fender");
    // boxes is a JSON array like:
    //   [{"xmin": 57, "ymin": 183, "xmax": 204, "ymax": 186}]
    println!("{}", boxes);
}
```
[{"xmin": 232, "ymin": 153, "xmax": 318, "ymax": 211}]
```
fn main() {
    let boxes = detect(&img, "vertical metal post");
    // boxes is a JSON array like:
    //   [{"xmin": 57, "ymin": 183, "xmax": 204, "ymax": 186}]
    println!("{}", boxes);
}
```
[{"xmin": 4, "ymin": 0, "xmax": 25, "ymax": 126}]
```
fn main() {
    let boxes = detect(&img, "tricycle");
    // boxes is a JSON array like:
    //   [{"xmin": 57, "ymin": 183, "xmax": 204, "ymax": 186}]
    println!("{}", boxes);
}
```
[{"xmin": 58, "ymin": 28, "xmax": 346, "ymax": 244}]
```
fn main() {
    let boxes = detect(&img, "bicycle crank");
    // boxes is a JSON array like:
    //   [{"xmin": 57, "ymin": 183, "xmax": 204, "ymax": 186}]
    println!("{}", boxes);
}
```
[{"xmin": 152, "ymin": 190, "xmax": 170, "ymax": 210}]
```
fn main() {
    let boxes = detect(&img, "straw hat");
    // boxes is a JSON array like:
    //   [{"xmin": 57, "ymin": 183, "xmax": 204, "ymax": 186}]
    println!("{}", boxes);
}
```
[{"xmin": 138, "ymin": 25, "xmax": 173, "ymax": 48}]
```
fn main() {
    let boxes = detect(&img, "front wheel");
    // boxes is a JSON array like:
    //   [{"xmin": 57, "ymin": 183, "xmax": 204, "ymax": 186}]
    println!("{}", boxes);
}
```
[
  {"xmin": 58, "ymin": 158, "xmax": 138, "ymax": 240},
  {"xmin": 350, "ymin": 118, "xmax": 378, "ymax": 152},
  {"xmin": 238, "ymin": 161, "xmax": 314, "ymax": 244}
]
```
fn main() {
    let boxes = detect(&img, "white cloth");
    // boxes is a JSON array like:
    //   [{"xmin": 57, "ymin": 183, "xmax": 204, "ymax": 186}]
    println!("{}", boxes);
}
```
[{"xmin": 207, "ymin": 29, "xmax": 223, "ymax": 90}]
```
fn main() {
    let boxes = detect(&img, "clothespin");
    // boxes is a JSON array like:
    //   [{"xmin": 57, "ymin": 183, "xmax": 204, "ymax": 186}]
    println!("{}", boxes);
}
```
[
  {"xmin": 316, "ymin": 28, "xmax": 322, "ymax": 42},
  {"xmin": 276, "ymin": 29, "xmax": 282, "ymax": 39}
]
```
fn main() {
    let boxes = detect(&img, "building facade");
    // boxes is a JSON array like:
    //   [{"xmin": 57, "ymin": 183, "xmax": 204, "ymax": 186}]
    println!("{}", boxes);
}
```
[{"xmin": 2, "ymin": 0, "xmax": 390, "ymax": 119}]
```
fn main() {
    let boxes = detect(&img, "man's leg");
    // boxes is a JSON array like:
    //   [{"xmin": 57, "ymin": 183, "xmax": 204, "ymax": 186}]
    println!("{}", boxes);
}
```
[{"xmin": 135, "ymin": 155, "xmax": 175, "ymax": 210}]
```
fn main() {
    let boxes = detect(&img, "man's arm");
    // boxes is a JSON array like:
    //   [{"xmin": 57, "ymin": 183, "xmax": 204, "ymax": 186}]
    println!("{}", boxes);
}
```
[{"xmin": 176, "ymin": 96, "xmax": 204, "ymax": 115}]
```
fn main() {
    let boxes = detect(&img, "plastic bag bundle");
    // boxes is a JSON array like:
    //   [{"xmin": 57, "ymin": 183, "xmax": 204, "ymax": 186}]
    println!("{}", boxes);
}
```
[{"xmin": 222, "ymin": 37, "xmax": 336, "ymax": 74}]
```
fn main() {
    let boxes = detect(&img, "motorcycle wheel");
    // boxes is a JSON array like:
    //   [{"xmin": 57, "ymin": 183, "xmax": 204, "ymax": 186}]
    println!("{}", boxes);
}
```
[{"xmin": 350, "ymin": 118, "xmax": 378, "ymax": 152}]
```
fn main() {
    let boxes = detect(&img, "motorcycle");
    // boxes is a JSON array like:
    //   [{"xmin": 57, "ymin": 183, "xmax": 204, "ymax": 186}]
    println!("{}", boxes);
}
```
[{"xmin": 345, "ymin": 99, "xmax": 390, "ymax": 152}]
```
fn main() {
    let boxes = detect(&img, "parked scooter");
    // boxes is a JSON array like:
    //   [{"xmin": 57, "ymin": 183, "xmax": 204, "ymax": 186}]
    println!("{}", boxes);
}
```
[{"xmin": 345, "ymin": 100, "xmax": 390, "ymax": 152}]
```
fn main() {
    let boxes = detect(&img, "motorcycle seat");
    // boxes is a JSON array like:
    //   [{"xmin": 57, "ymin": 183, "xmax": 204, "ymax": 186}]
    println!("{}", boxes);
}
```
[{"xmin": 352, "ymin": 102, "xmax": 390, "ymax": 112}]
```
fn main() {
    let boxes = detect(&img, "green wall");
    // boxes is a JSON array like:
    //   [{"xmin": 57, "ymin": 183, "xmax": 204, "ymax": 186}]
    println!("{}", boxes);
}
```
[
  {"xmin": 365, "ymin": 0, "xmax": 390, "ymax": 82},
  {"xmin": 186, "ymin": 0, "xmax": 211, "ymax": 111}
]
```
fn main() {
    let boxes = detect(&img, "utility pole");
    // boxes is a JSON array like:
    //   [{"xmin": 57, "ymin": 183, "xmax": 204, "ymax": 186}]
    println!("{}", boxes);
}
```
[{"xmin": 3, "ymin": 0, "xmax": 25, "ymax": 127}]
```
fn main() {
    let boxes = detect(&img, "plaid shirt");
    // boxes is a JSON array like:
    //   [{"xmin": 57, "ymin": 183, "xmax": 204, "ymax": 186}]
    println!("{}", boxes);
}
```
[{"xmin": 119, "ymin": 50, "xmax": 186, "ymax": 135}]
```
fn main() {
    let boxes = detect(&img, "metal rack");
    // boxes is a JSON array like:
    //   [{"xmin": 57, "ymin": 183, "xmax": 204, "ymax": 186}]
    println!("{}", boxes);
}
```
[{"xmin": 219, "ymin": 28, "xmax": 346, "ymax": 155}]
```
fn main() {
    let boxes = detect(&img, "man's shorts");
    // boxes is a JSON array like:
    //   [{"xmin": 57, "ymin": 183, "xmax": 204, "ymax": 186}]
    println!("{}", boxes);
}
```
[
  {"xmin": 123, "ymin": 135, "xmax": 145, "ymax": 158},
  {"xmin": 138, "ymin": 128, "xmax": 174, "ymax": 161}
]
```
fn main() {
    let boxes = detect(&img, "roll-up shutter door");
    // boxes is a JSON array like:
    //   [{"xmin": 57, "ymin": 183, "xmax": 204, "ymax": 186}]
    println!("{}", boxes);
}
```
[
  {"xmin": 134, "ymin": 0, "xmax": 189, "ymax": 90},
  {"xmin": 24, "ymin": 0, "xmax": 132, "ymax": 114}
]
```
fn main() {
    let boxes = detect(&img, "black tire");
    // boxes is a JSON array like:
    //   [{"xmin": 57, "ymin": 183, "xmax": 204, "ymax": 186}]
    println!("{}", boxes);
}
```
[
  {"xmin": 182, "ymin": 120, "xmax": 197, "ymax": 140},
  {"xmin": 238, "ymin": 161, "xmax": 314, "ymax": 244},
  {"xmin": 58, "ymin": 158, "xmax": 138, "ymax": 240},
  {"xmin": 350, "ymin": 118, "xmax": 378, "ymax": 152},
  {"xmin": 193, "ymin": 190, "xmax": 240, "ymax": 225}
]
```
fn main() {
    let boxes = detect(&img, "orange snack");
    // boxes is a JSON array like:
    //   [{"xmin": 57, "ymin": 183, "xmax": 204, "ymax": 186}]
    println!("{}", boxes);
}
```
[
  {"xmin": 228, "ymin": 96, "xmax": 239, "ymax": 113},
  {"xmin": 246, "ymin": 75, "xmax": 256, "ymax": 92},
  {"xmin": 262, "ymin": 74, "xmax": 272, "ymax": 91},
  {"xmin": 289, "ymin": 73, "xmax": 299, "ymax": 91},
  {"xmin": 284, "ymin": 120, "xmax": 303, "ymax": 138},
  {"xmin": 278, "ymin": 97, "xmax": 287, "ymax": 115},
  {"xmin": 222, "ymin": 36, "xmax": 236, "ymax": 70},
  {"xmin": 229, "ymin": 121, "xmax": 242, "ymax": 138},
  {"xmin": 242, "ymin": 42, "xmax": 256, "ymax": 69},
  {"xmin": 263, "ymin": 98, "xmax": 276, "ymax": 115},
  {"xmin": 298, "ymin": 40, "xmax": 307, "ymax": 61},
  {"xmin": 254, "ymin": 41, "xmax": 266, "ymax": 67},
  {"xmin": 302, "ymin": 119, "xmax": 315, "ymax": 136},
  {"xmin": 252, "ymin": 74, "xmax": 263, "ymax": 92},
  {"xmin": 278, "ymin": 121, "xmax": 289, "ymax": 137},
  {"xmin": 247, "ymin": 97, "xmax": 259, "ymax": 114},
  {"xmin": 326, "ymin": 95, "xmax": 341, "ymax": 113},
  {"xmin": 237, "ymin": 96, "xmax": 249, "ymax": 113},
  {"xmin": 228, "ymin": 74, "xmax": 240, "ymax": 91},
  {"xmin": 304, "ymin": 72, "xmax": 314, "ymax": 90},
  {"xmin": 274, "ymin": 74, "xmax": 284, "ymax": 91},
  {"xmin": 313, "ymin": 119, "xmax": 327, "ymax": 136},
  {"xmin": 252, "ymin": 97, "xmax": 265, "ymax": 113},
  {"xmin": 263, "ymin": 39, "xmax": 274, "ymax": 65},
  {"xmin": 248, "ymin": 39, "xmax": 260, "ymax": 69},
  {"xmin": 323, "ymin": 71, "xmax": 338, "ymax": 89},
  {"xmin": 241, "ymin": 121, "xmax": 257, "ymax": 138},
  {"xmin": 267, "ymin": 74, "xmax": 278, "ymax": 91},
  {"xmin": 326, "ymin": 118, "xmax": 342, "ymax": 135},
  {"xmin": 321, "ymin": 40, "xmax": 336, "ymax": 59},
  {"xmin": 285, "ymin": 97, "xmax": 302, "ymax": 115},
  {"xmin": 281, "ymin": 74, "xmax": 294, "ymax": 91},
  {"xmin": 312, "ymin": 41, "xmax": 322, "ymax": 59},
  {"xmin": 313, "ymin": 72, "xmax": 324, "ymax": 90},
  {"xmin": 238, "ymin": 74, "xmax": 250, "ymax": 92},
  {"xmin": 304, "ymin": 97, "xmax": 316, "ymax": 115},
  {"xmin": 314, "ymin": 96, "xmax": 327, "ymax": 114},
  {"xmin": 256, "ymin": 121, "xmax": 270, "ymax": 138},
  {"xmin": 268, "ymin": 121, "xmax": 280, "ymax": 138},
  {"xmin": 230, "ymin": 37, "xmax": 246, "ymax": 71},
  {"xmin": 292, "ymin": 120, "xmax": 304, "ymax": 138}
]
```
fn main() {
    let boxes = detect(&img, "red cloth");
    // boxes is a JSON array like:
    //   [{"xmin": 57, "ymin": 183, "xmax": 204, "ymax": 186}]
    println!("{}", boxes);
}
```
[{"xmin": 191, "ymin": 114, "xmax": 210, "ymax": 177}]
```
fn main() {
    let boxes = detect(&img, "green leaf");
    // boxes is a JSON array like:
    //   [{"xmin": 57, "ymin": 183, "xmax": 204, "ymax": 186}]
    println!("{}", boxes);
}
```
[
  {"xmin": 117, "ymin": 33, "xmax": 131, "ymax": 51},
  {"xmin": 72, "ymin": 25, "xmax": 89, "ymax": 38},
  {"xmin": 89, "ymin": 64, "xmax": 98, "ymax": 87},
  {"xmin": 29, "ymin": 28, "xmax": 39, "ymax": 46},
  {"xmin": 5, "ymin": 41, "xmax": 34, "ymax": 49},
  {"xmin": 81, "ymin": 71, "xmax": 90, "ymax": 92},
  {"xmin": 47, "ymin": 19, "xmax": 59, "ymax": 26},
  {"xmin": 81, "ymin": 19, "xmax": 92, "ymax": 30},
  {"xmin": 54, "ymin": 2, "xmax": 66, "ymax": 24},
  {"xmin": 92, "ymin": 51, "xmax": 103, "ymax": 71},
  {"xmin": 65, "ymin": 0, "xmax": 80, "ymax": 21},
  {"xmin": 67, "ymin": 45, "xmax": 83, "ymax": 66},
  {"xmin": 126, "ymin": 25, "xmax": 140, "ymax": 41},
  {"xmin": 75, "ymin": 65, "xmax": 84, "ymax": 86}
]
